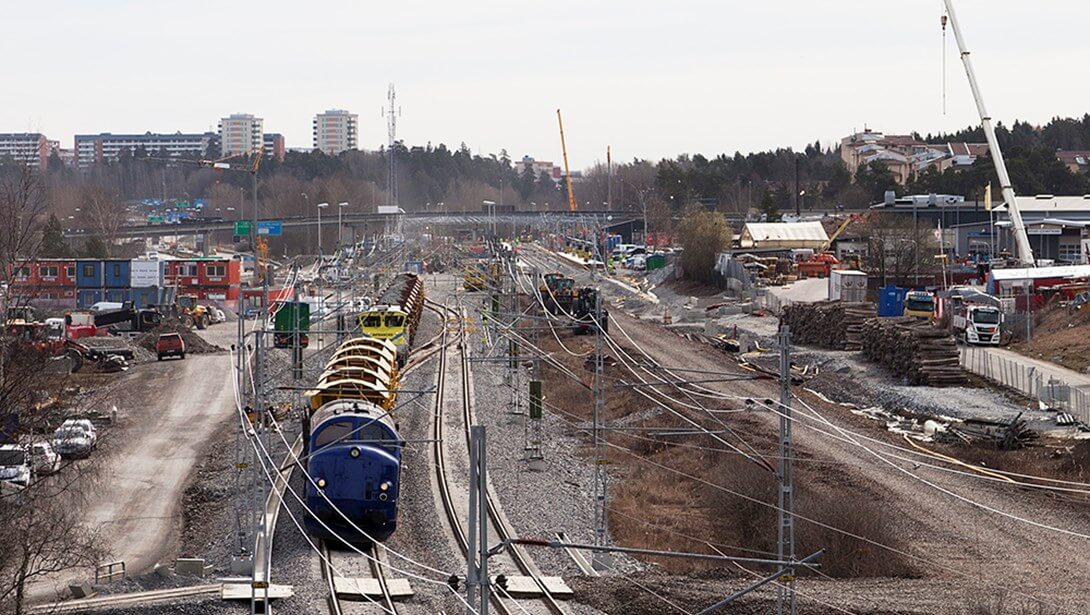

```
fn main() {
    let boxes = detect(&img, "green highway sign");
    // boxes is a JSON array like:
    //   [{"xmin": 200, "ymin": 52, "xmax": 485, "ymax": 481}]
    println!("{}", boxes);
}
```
[{"xmin": 234, "ymin": 220, "xmax": 252, "ymax": 235}]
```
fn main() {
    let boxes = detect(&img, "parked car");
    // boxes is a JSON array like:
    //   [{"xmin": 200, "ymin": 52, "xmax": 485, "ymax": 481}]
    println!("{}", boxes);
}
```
[
  {"xmin": 155, "ymin": 333, "xmax": 186, "ymax": 361},
  {"xmin": 29, "ymin": 441, "xmax": 60, "ymax": 475},
  {"xmin": 60, "ymin": 418, "xmax": 98, "ymax": 447},
  {"xmin": 0, "ymin": 444, "xmax": 31, "ymax": 487},
  {"xmin": 52, "ymin": 426, "xmax": 93, "ymax": 459}
]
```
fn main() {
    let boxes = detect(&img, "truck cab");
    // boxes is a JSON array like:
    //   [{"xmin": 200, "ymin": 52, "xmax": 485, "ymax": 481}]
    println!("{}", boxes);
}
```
[
  {"xmin": 954, "ymin": 304, "xmax": 1003, "ymax": 345},
  {"xmin": 903, "ymin": 291, "xmax": 936, "ymax": 320}
]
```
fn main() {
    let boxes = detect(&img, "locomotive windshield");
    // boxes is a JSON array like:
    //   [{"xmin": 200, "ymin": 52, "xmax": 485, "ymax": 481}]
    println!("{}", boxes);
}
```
[
  {"xmin": 361, "ymin": 314, "xmax": 382, "ymax": 327},
  {"xmin": 314, "ymin": 421, "xmax": 354, "ymax": 447},
  {"xmin": 385, "ymin": 315, "xmax": 405, "ymax": 328}
]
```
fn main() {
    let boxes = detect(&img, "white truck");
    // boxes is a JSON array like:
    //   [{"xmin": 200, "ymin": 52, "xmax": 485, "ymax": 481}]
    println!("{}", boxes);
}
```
[{"xmin": 952, "ymin": 304, "xmax": 1003, "ymax": 345}]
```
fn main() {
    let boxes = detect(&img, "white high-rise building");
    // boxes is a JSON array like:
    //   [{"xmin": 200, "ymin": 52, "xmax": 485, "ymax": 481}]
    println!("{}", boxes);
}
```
[
  {"xmin": 218, "ymin": 113, "xmax": 264, "ymax": 157},
  {"xmin": 313, "ymin": 109, "xmax": 358, "ymax": 155}
]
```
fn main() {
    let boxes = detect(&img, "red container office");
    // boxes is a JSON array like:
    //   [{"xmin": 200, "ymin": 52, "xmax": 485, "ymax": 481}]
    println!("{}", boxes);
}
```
[
  {"xmin": 165, "ymin": 259, "xmax": 241, "ymax": 302},
  {"xmin": 10, "ymin": 260, "xmax": 77, "ymax": 305}
]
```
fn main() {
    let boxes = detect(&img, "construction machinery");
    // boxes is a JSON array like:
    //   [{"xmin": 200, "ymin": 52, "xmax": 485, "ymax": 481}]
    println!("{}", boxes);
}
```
[
  {"xmin": 557, "ymin": 109, "xmax": 578, "ymax": 212},
  {"xmin": 943, "ymin": 0, "xmax": 1033, "ymax": 266},
  {"xmin": 165, "ymin": 295, "xmax": 211, "ymax": 329},
  {"xmin": 797, "ymin": 213, "xmax": 865, "ymax": 278},
  {"xmin": 571, "ymin": 287, "xmax": 608, "ymax": 334},
  {"xmin": 540, "ymin": 273, "xmax": 576, "ymax": 315}
]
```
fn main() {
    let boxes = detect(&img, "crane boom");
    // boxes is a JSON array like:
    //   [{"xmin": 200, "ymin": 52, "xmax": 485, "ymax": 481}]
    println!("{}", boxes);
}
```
[
  {"xmin": 943, "ymin": 0, "xmax": 1034, "ymax": 266},
  {"xmin": 557, "ymin": 109, "xmax": 578, "ymax": 212}
]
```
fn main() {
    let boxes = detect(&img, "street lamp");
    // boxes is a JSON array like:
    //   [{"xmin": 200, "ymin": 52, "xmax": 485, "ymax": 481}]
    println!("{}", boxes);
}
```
[
  {"xmin": 317, "ymin": 202, "xmax": 329, "ymax": 255},
  {"xmin": 337, "ymin": 202, "xmax": 348, "ymax": 249}
]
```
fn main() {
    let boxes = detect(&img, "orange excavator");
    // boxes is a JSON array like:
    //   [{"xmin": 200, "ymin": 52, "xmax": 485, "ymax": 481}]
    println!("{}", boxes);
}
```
[{"xmin": 796, "ymin": 213, "xmax": 865, "ymax": 278}]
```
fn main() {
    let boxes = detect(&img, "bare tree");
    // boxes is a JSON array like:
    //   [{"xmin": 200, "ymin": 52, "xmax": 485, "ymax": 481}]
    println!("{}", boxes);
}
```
[
  {"xmin": 0, "ymin": 168, "xmax": 107, "ymax": 615},
  {"xmin": 79, "ymin": 186, "xmax": 126, "ymax": 257}
]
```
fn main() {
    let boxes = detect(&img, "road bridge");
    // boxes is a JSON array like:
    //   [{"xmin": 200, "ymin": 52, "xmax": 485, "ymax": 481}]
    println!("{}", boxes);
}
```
[{"xmin": 63, "ymin": 210, "xmax": 644, "ymax": 240}]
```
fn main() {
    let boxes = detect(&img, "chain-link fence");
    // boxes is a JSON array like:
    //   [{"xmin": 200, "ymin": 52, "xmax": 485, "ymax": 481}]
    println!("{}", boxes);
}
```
[{"xmin": 960, "ymin": 345, "xmax": 1090, "ymax": 424}]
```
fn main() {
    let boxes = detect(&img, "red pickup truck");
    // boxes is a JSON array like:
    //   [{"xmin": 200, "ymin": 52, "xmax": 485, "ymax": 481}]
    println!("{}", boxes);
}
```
[{"xmin": 155, "ymin": 333, "xmax": 186, "ymax": 361}]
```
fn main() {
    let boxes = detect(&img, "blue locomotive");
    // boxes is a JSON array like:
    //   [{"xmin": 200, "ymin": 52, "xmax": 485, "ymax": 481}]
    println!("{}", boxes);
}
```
[{"xmin": 304, "ymin": 397, "xmax": 402, "ymax": 543}]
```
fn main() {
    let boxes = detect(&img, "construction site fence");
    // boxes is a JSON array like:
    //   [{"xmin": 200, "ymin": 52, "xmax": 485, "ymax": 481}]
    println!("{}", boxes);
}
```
[{"xmin": 959, "ymin": 345, "xmax": 1090, "ymax": 424}]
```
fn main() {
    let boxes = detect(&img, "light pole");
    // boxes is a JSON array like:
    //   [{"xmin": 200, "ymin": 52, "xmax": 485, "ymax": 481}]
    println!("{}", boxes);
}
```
[
  {"xmin": 337, "ymin": 202, "xmax": 348, "ymax": 250},
  {"xmin": 317, "ymin": 202, "xmax": 329, "ymax": 255},
  {"xmin": 301, "ymin": 192, "xmax": 310, "ymax": 254}
]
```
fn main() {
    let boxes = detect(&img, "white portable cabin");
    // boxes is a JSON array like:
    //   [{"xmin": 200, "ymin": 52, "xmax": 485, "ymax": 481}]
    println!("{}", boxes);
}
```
[{"xmin": 828, "ymin": 270, "xmax": 867, "ymax": 302}]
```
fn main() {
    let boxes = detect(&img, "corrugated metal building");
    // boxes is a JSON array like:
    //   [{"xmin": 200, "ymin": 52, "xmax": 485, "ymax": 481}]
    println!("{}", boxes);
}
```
[{"xmin": 739, "ymin": 222, "xmax": 829, "ymax": 250}]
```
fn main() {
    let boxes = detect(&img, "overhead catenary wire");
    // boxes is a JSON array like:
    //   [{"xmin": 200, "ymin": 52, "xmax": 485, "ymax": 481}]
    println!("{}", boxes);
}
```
[
  {"xmin": 230, "ymin": 335, "xmax": 484, "ymax": 615},
  {"xmin": 509, "ymin": 248, "xmax": 1080, "ymax": 613}
]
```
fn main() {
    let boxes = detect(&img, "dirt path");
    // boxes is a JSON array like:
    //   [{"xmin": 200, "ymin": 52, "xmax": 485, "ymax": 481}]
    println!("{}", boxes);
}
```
[{"xmin": 30, "ymin": 326, "xmax": 237, "ymax": 602}]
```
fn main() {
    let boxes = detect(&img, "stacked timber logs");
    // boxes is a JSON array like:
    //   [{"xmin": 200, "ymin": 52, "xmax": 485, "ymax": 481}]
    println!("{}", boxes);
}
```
[
  {"xmin": 860, "ymin": 317, "xmax": 967, "ymax": 386},
  {"xmin": 782, "ymin": 301, "xmax": 876, "ymax": 351}
]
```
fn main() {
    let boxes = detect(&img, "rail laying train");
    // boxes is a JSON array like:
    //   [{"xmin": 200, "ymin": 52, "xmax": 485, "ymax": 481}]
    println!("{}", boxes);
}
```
[
  {"xmin": 358, "ymin": 272, "xmax": 425, "ymax": 365},
  {"xmin": 303, "ymin": 335, "xmax": 403, "ymax": 543}
]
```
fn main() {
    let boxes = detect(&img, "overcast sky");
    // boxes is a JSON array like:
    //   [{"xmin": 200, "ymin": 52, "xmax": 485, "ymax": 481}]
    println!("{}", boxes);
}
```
[{"xmin": 5, "ymin": 1, "xmax": 1088, "ymax": 169}]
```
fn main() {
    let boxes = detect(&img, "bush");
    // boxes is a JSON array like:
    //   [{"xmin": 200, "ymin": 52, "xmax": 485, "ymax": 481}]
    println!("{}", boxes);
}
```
[{"xmin": 677, "ymin": 206, "xmax": 732, "ymax": 285}]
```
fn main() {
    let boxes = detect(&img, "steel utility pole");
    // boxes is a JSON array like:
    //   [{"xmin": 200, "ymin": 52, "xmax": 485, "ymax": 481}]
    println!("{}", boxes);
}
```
[
  {"xmin": 592, "ymin": 291, "xmax": 610, "ymax": 570},
  {"xmin": 467, "ymin": 426, "xmax": 490, "ymax": 615},
  {"xmin": 606, "ymin": 145, "xmax": 613, "ymax": 212},
  {"xmin": 776, "ymin": 326, "xmax": 796, "ymax": 615}
]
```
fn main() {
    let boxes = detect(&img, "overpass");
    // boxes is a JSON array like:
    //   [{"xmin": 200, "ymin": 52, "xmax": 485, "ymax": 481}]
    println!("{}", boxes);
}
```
[{"xmin": 63, "ymin": 210, "xmax": 643, "ymax": 240}]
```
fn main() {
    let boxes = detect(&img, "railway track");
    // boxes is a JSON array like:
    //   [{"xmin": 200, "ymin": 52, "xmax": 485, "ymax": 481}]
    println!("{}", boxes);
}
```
[
  {"xmin": 320, "ymin": 540, "xmax": 398, "ymax": 615},
  {"xmin": 429, "ymin": 298, "xmax": 566, "ymax": 615}
]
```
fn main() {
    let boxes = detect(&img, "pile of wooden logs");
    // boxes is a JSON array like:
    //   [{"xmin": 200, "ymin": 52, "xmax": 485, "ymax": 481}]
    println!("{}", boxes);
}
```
[
  {"xmin": 782, "ymin": 301, "xmax": 876, "ymax": 351},
  {"xmin": 860, "ymin": 317, "xmax": 967, "ymax": 386}
]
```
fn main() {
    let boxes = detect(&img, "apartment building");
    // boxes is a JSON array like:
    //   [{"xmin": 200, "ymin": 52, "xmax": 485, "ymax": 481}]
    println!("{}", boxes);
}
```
[
  {"xmin": 312, "ymin": 109, "xmax": 358, "ymax": 155},
  {"xmin": 263, "ymin": 133, "xmax": 286, "ymax": 161},
  {"xmin": 74, "ymin": 132, "xmax": 217, "ymax": 168},
  {"xmin": 0, "ymin": 133, "xmax": 50, "ymax": 169},
  {"xmin": 218, "ymin": 114, "xmax": 264, "ymax": 157}
]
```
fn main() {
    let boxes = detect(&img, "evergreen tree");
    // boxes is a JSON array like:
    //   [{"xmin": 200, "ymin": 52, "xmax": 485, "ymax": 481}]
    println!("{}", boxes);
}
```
[
  {"xmin": 82, "ymin": 236, "xmax": 108, "ymax": 259},
  {"xmin": 41, "ymin": 214, "xmax": 72, "ymax": 257},
  {"xmin": 758, "ymin": 191, "xmax": 781, "ymax": 221}
]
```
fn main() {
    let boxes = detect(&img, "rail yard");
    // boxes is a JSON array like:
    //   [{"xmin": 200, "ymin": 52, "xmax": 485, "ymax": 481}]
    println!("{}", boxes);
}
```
[{"xmin": 7, "ymin": 3, "xmax": 1090, "ymax": 614}]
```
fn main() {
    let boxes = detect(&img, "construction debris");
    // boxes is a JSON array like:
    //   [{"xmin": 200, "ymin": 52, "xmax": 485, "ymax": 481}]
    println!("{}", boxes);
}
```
[
  {"xmin": 782, "ymin": 301, "xmax": 875, "ymax": 350},
  {"xmin": 861, "ymin": 317, "xmax": 967, "ymax": 387}
]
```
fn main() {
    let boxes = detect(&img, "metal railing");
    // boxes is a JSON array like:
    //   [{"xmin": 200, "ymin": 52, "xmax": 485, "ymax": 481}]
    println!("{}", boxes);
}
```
[{"xmin": 95, "ymin": 561, "xmax": 126, "ymax": 584}]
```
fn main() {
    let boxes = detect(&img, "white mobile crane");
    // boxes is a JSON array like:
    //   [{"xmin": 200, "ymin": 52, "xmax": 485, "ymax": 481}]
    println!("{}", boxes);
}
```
[{"xmin": 943, "ymin": 0, "xmax": 1034, "ymax": 266}]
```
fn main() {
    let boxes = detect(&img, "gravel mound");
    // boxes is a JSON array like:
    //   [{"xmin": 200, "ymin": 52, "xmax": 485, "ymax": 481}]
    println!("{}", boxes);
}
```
[{"xmin": 134, "ymin": 322, "xmax": 224, "ymax": 354}]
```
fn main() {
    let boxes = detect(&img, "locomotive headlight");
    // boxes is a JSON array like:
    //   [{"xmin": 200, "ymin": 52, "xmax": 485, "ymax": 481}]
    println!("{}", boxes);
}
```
[
  {"xmin": 379, "ymin": 481, "xmax": 390, "ymax": 492},
  {"xmin": 350, "ymin": 447, "xmax": 361, "ymax": 458},
  {"xmin": 316, "ymin": 478, "xmax": 327, "ymax": 489}
]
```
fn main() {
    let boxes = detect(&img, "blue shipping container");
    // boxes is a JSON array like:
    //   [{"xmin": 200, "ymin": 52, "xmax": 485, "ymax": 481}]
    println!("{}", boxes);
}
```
[
  {"xmin": 104, "ymin": 260, "xmax": 131, "ymax": 288},
  {"xmin": 105, "ymin": 288, "xmax": 131, "ymax": 303},
  {"xmin": 131, "ymin": 287, "xmax": 163, "ymax": 309},
  {"xmin": 77, "ymin": 289, "xmax": 103, "ymax": 308},
  {"xmin": 75, "ymin": 260, "xmax": 103, "ymax": 288},
  {"xmin": 878, "ymin": 285, "xmax": 908, "ymax": 317}
]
